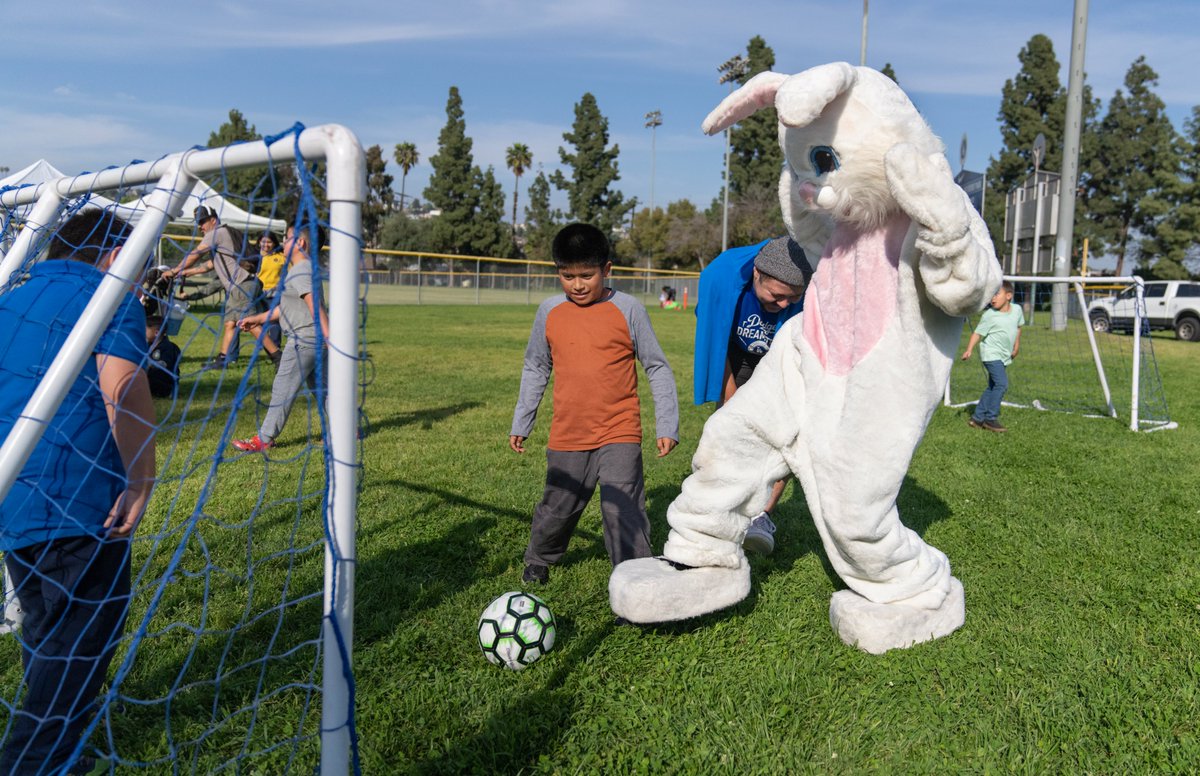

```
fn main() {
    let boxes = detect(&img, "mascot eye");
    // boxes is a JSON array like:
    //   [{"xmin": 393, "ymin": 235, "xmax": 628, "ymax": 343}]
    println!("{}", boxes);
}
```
[{"xmin": 809, "ymin": 146, "xmax": 839, "ymax": 175}]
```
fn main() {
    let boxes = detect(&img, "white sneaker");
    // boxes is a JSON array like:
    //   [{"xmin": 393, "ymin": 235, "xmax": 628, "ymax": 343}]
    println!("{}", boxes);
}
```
[{"xmin": 743, "ymin": 512, "xmax": 776, "ymax": 555}]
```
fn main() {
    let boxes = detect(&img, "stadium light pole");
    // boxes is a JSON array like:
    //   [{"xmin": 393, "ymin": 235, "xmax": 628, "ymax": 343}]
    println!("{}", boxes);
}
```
[
  {"xmin": 718, "ymin": 54, "xmax": 749, "ymax": 252},
  {"xmin": 1051, "ymin": 0, "xmax": 1089, "ymax": 331},
  {"xmin": 644, "ymin": 110, "xmax": 662, "ymax": 295},
  {"xmin": 860, "ymin": 0, "xmax": 869, "ymax": 66}
]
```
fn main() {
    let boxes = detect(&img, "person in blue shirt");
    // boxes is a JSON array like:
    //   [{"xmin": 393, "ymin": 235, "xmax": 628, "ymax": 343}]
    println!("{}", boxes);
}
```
[
  {"xmin": 693, "ymin": 236, "xmax": 811, "ymax": 555},
  {"xmin": 0, "ymin": 210, "xmax": 157, "ymax": 775}
]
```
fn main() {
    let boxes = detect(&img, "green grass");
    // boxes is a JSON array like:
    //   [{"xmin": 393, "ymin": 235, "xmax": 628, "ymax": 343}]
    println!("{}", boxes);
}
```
[
  {"xmin": 5, "ymin": 303, "xmax": 1200, "ymax": 773},
  {"xmin": 355, "ymin": 305, "xmax": 1200, "ymax": 774}
]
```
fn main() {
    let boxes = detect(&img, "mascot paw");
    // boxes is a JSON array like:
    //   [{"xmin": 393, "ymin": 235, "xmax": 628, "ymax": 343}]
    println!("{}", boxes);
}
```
[
  {"xmin": 884, "ymin": 143, "xmax": 970, "ymax": 252},
  {"xmin": 609, "ymin": 556, "xmax": 751, "ymax": 623},
  {"xmin": 828, "ymin": 576, "xmax": 965, "ymax": 654}
]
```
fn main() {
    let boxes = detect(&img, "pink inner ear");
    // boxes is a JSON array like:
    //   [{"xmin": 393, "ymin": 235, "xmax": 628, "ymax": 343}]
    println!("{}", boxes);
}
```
[
  {"xmin": 802, "ymin": 215, "xmax": 909, "ymax": 376},
  {"xmin": 701, "ymin": 71, "xmax": 788, "ymax": 135}
]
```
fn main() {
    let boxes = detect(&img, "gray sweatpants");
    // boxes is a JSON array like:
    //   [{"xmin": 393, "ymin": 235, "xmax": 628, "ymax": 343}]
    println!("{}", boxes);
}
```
[
  {"xmin": 260, "ymin": 339, "xmax": 318, "ymax": 443},
  {"xmin": 524, "ymin": 443, "xmax": 651, "ymax": 568}
]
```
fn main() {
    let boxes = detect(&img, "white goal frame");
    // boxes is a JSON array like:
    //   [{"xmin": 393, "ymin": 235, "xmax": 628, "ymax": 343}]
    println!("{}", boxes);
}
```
[
  {"xmin": 945, "ymin": 274, "xmax": 1175, "ymax": 433},
  {"xmin": 0, "ymin": 126, "xmax": 365, "ymax": 775}
]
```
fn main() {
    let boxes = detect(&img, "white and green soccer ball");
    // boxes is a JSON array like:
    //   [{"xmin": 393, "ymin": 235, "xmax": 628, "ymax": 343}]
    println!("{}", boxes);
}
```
[{"xmin": 477, "ymin": 591, "xmax": 557, "ymax": 670}]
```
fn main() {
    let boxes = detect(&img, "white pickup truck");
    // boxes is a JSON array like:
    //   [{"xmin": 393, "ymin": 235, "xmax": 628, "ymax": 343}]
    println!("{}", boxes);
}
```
[{"xmin": 1088, "ymin": 280, "xmax": 1200, "ymax": 341}]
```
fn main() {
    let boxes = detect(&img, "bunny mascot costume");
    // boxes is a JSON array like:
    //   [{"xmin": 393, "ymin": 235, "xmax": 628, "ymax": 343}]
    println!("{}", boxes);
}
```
[{"xmin": 610, "ymin": 63, "xmax": 1003, "ymax": 653}]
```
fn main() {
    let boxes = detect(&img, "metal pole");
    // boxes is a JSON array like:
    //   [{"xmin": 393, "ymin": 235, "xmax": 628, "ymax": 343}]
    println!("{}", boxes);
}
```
[
  {"xmin": 722, "ymin": 126, "xmax": 732, "ymax": 252},
  {"xmin": 1051, "ymin": 0, "xmax": 1089, "ymax": 331},
  {"xmin": 717, "ymin": 55, "xmax": 748, "ymax": 254},
  {"xmin": 860, "ymin": 0, "xmax": 869, "ymax": 66},
  {"xmin": 644, "ymin": 110, "xmax": 662, "ymax": 297}
]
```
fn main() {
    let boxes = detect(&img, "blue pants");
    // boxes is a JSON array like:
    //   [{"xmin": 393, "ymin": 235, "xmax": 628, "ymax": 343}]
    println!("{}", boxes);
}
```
[
  {"xmin": 1, "ymin": 537, "xmax": 131, "ymax": 775},
  {"xmin": 972, "ymin": 360, "xmax": 1009, "ymax": 422}
]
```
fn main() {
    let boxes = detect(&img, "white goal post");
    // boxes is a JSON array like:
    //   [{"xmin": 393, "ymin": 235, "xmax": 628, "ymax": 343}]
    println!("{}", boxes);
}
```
[{"xmin": 0, "ymin": 126, "xmax": 365, "ymax": 775}]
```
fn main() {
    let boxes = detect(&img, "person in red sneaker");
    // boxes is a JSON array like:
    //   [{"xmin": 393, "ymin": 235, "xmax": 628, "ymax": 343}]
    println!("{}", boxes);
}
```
[{"xmin": 231, "ymin": 225, "xmax": 327, "ymax": 453}]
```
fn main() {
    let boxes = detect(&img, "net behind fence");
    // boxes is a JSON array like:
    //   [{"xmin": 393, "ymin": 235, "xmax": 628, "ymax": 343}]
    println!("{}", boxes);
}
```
[
  {"xmin": 0, "ymin": 127, "xmax": 365, "ymax": 774},
  {"xmin": 947, "ymin": 277, "xmax": 1172, "ymax": 431}
]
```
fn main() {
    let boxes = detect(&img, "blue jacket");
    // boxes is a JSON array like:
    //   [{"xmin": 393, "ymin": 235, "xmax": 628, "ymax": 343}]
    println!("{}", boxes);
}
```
[{"xmin": 693, "ymin": 240, "xmax": 804, "ymax": 405}]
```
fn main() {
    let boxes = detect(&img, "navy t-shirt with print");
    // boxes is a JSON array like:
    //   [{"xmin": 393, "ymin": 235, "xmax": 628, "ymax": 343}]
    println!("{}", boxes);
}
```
[{"xmin": 731, "ymin": 284, "xmax": 785, "ymax": 356}]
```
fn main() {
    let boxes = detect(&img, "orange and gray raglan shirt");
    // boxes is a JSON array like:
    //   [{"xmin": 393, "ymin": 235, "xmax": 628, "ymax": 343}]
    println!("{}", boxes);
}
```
[{"xmin": 511, "ymin": 289, "xmax": 679, "ymax": 451}]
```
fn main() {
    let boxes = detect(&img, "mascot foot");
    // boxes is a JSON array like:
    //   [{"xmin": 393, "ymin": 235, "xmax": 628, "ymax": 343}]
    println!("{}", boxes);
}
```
[
  {"xmin": 609, "ymin": 556, "xmax": 751, "ymax": 623},
  {"xmin": 829, "ymin": 576, "xmax": 964, "ymax": 654}
]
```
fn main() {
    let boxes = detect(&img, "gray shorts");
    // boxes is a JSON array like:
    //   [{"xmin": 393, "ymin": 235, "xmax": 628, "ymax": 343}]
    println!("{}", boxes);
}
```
[{"xmin": 222, "ymin": 279, "xmax": 261, "ymax": 324}]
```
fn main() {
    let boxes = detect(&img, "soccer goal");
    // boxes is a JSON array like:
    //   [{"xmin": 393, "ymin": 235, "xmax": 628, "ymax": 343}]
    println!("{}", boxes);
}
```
[
  {"xmin": 946, "ymin": 275, "xmax": 1175, "ymax": 432},
  {"xmin": 0, "ymin": 126, "xmax": 365, "ymax": 773}
]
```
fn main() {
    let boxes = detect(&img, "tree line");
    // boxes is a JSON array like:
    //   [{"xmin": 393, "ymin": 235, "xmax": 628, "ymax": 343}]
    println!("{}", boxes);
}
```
[{"xmin": 208, "ymin": 33, "xmax": 1199, "ymax": 278}]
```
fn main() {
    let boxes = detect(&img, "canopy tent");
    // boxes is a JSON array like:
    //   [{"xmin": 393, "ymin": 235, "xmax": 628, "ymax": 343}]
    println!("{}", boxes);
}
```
[
  {"xmin": 113, "ymin": 179, "xmax": 288, "ymax": 234},
  {"xmin": 1, "ymin": 159, "xmax": 287, "ymax": 234},
  {"xmin": 0, "ymin": 159, "xmax": 121, "ymax": 221}
]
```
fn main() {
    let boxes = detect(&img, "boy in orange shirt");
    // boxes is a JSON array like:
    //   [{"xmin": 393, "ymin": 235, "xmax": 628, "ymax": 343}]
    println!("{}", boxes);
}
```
[{"xmin": 510, "ymin": 223, "xmax": 679, "ymax": 585}]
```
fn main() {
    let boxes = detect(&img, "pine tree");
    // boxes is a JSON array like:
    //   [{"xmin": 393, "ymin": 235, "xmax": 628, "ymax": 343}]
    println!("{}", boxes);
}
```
[
  {"xmin": 524, "ymin": 169, "xmax": 560, "ymax": 261},
  {"xmin": 469, "ymin": 166, "xmax": 516, "ymax": 257},
  {"xmin": 983, "ymin": 35, "xmax": 1099, "ymax": 264},
  {"xmin": 880, "ymin": 62, "xmax": 899, "ymax": 84},
  {"xmin": 424, "ymin": 86, "xmax": 479, "ymax": 254},
  {"xmin": 1149, "ymin": 107, "xmax": 1200, "ymax": 278},
  {"xmin": 729, "ymin": 36, "xmax": 783, "ymax": 196},
  {"xmin": 550, "ymin": 93, "xmax": 635, "ymax": 235},
  {"xmin": 1085, "ymin": 57, "xmax": 1181, "ymax": 277},
  {"xmin": 206, "ymin": 109, "xmax": 278, "ymax": 216},
  {"xmin": 362, "ymin": 144, "xmax": 394, "ymax": 248}
]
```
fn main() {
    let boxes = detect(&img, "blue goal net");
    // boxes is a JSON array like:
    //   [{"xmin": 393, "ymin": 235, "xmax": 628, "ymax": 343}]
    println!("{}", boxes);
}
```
[{"xmin": 0, "ymin": 126, "xmax": 366, "ymax": 774}]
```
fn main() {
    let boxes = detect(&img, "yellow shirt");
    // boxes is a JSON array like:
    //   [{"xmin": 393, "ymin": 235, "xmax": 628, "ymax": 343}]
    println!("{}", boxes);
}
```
[{"xmin": 257, "ymin": 251, "xmax": 286, "ymax": 292}]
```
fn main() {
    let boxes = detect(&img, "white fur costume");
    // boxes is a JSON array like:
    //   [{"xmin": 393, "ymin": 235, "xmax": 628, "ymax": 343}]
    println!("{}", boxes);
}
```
[{"xmin": 609, "ymin": 63, "xmax": 1003, "ymax": 653}]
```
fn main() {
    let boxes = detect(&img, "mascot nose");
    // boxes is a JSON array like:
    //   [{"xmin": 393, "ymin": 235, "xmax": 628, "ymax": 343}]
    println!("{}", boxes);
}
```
[{"xmin": 798, "ymin": 180, "xmax": 820, "ymax": 206}]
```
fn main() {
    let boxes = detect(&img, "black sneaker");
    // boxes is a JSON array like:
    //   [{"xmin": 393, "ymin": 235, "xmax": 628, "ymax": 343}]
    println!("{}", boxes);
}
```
[
  {"xmin": 982, "ymin": 420, "xmax": 1008, "ymax": 433},
  {"xmin": 967, "ymin": 417, "xmax": 984, "ymax": 429},
  {"xmin": 268, "ymin": 350, "xmax": 282, "ymax": 367},
  {"xmin": 201, "ymin": 354, "xmax": 228, "ymax": 371},
  {"xmin": 522, "ymin": 563, "xmax": 549, "ymax": 585}
]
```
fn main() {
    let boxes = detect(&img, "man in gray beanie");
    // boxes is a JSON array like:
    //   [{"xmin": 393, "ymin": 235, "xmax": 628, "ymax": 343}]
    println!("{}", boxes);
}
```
[{"xmin": 692, "ymin": 236, "xmax": 812, "ymax": 554}]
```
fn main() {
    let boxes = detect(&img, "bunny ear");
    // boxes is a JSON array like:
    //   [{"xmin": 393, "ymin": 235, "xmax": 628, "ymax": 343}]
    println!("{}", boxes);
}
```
[
  {"xmin": 701, "ymin": 71, "xmax": 789, "ymax": 135},
  {"xmin": 775, "ymin": 62, "xmax": 858, "ymax": 128}
]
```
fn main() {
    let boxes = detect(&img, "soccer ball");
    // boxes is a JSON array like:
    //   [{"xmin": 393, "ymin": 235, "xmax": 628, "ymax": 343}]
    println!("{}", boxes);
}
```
[{"xmin": 477, "ymin": 591, "xmax": 556, "ymax": 670}]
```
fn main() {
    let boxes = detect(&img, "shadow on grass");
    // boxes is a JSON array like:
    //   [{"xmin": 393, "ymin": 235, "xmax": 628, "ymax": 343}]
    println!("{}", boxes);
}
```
[
  {"xmin": 641, "ymin": 474, "xmax": 953, "ymax": 633},
  {"xmin": 368, "ymin": 401, "xmax": 482, "ymax": 433},
  {"xmin": 410, "ymin": 617, "xmax": 614, "ymax": 775}
]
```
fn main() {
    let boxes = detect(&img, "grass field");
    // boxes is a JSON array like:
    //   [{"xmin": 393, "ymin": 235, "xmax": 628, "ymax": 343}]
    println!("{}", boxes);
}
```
[
  {"xmin": 361, "ymin": 305, "xmax": 1200, "ymax": 773},
  {"xmin": 4, "ymin": 302, "xmax": 1199, "ymax": 773}
]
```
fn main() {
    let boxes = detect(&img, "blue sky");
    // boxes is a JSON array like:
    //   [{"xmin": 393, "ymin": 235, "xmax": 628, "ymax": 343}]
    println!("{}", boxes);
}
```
[{"xmin": 2, "ymin": 1, "xmax": 1197, "ymax": 219}]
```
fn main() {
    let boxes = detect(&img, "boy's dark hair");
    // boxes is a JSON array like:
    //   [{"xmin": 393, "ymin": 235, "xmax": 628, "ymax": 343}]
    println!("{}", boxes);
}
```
[
  {"xmin": 47, "ymin": 210, "xmax": 133, "ymax": 265},
  {"xmin": 1001, "ymin": 280, "xmax": 1014, "ymax": 293},
  {"xmin": 552, "ymin": 223, "xmax": 610, "ymax": 268},
  {"xmin": 145, "ymin": 314, "xmax": 164, "ymax": 330}
]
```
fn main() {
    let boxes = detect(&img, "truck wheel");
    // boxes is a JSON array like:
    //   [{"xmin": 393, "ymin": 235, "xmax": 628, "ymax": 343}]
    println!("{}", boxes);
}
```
[
  {"xmin": 1090, "ymin": 312, "xmax": 1111, "ymax": 334},
  {"xmin": 1175, "ymin": 316, "xmax": 1200, "ymax": 342}
]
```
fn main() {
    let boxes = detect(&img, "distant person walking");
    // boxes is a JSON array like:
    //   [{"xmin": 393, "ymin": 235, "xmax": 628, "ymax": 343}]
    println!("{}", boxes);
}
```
[{"xmin": 962, "ymin": 280, "xmax": 1024, "ymax": 433}]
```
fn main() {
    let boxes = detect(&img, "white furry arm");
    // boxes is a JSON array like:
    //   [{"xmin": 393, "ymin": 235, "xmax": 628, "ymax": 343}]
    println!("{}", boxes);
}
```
[{"xmin": 885, "ymin": 143, "xmax": 1001, "ymax": 315}]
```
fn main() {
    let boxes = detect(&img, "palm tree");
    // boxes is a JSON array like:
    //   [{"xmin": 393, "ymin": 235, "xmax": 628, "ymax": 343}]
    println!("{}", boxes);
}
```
[
  {"xmin": 392, "ymin": 142, "xmax": 420, "ymax": 213},
  {"xmin": 505, "ymin": 143, "xmax": 533, "ymax": 238}
]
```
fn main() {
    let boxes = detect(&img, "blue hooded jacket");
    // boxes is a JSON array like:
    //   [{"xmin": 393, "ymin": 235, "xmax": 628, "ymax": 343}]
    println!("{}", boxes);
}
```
[{"xmin": 693, "ymin": 240, "xmax": 804, "ymax": 405}]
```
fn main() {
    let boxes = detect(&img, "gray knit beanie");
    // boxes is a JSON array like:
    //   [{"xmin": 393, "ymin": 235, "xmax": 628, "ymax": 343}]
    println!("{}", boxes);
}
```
[{"xmin": 753, "ymin": 237, "xmax": 812, "ymax": 287}]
